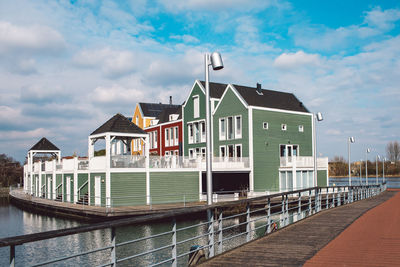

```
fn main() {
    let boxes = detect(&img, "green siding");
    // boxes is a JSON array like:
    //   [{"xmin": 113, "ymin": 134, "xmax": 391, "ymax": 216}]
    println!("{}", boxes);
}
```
[
  {"xmin": 78, "ymin": 173, "xmax": 89, "ymax": 197},
  {"xmin": 111, "ymin": 172, "xmax": 146, "ymax": 206},
  {"xmin": 150, "ymin": 172, "xmax": 199, "ymax": 204},
  {"xmin": 252, "ymin": 109, "xmax": 313, "ymax": 191},
  {"xmin": 63, "ymin": 173, "xmax": 74, "ymax": 203},
  {"xmin": 183, "ymin": 83, "xmax": 207, "ymax": 156},
  {"xmin": 317, "ymin": 170, "xmax": 327, "ymax": 186},
  {"xmin": 41, "ymin": 174, "xmax": 45, "ymax": 197},
  {"xmin": 46, "ymin": 174, "xmax": 52, "ymax": 199},
  {"xmin": 213, "ymin": 87, "xmax": 249, "ymax": 157},
  {"xmin": 56, "ymin": 174, "xmax": 62, "ymax": 198},
  {"xmin": 90, "ymin": 173, "xmax": 106, "ymax": 206}
]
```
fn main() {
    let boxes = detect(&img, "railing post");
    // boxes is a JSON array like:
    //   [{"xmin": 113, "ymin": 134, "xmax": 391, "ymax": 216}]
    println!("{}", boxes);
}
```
[
  {"xmin": 267, "ymin": 198, "xmax": 271, "ymax": 234},
  {"xmin": 315, "ymin": 188, "xmax": 319, "ymax": 212},
  {"xmin": 207, "ymin": 209, "xmax": 214, "ymax": 258},
  {"xmin": 326, "ymin": 188, "xmax": 329, "ymax": 210},
  {"xmin": 281, "ymin": 195, "xmax": 285, "ymax": 226},
  {"xmin": 111, "ymin": 227, "xmax": 116, "ymax": 267},
  {"xmin": 332, "ymin": 189, "xmax": 335, "ymax": 208},
  {"xmin": 10, "ymin": 245, "xmax": 15, "ymax": 267},
  {"xmin": 308, "ymin": 190, "xmax": 312, "ymax": 216},
  {"xmin": 298, "ymin": 192, "xmax": 301, "ymax": 216},
  {"xmin": 285, "ymin": 194, "xmax": 289, "ymax": 226},
  {"xmin": 171, "ymin": 219, "xmax": 177, "ymax": 267},
  {"xmin": 217, "ymin": 211, "xmax": 223, "ymax": 254},
  {"xmin": 246, "ymin": 203, "xmax": 251, "ymax": 242},
  {"xmin": 338, "ymin": 188, "xmax": 341, "ymax": 206}
]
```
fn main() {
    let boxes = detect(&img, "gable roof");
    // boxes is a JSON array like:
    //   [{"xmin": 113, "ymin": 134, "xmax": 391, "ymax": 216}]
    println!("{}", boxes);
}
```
[
  {"xmin": 199, "ymin": 81, "xmax": 227, "ymax": 98},
  {"xmin": 91, "ymin": 113, "xmax": 147, "ymax": 135},
  {"xmin": 138, "ymin": 103, "xmax": 181, "ymax": 118},
  {"xmin": 232, "ymin": 84, "xmax": 309, "ymax": 113},
  {"xmin": 30, "ymin": 137, "xmax": 60, "ymax": 151},
  {"xmin": 157, "ymin": 106, "xmax": 182, "ymax": 124}
]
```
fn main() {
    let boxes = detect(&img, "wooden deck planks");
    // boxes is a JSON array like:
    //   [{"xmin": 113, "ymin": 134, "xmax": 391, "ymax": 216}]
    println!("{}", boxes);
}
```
[{"xmin": 198, "ymin": 190, "xmax": 396, "ymax": 267}]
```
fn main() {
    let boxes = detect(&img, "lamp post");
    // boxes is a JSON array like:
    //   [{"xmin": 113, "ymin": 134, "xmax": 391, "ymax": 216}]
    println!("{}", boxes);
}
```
[
  {"xmin": 383, "ymin": 157, "xmax": 386, "ymax": 183},
  {"xmin": 365, "ymin": 148, "xmax": 371, "ymax": 185},
  {"xmin": 205, "ymin": 52, "xmax": 224, "ymax": 205},
  {"xmin": 359, "ymin": 159, "xmax": 362, "ymax": 185},
  {"xmin": 313, "ymin": 112, "xmax": 323, "ymax": 187},
  {"xmin": 376, "ymin": 155, "xmax": 380, "ymax": 185},
  {"xmin": 348, "ymin": 137, "xmax": 355, "ymax": 186}
]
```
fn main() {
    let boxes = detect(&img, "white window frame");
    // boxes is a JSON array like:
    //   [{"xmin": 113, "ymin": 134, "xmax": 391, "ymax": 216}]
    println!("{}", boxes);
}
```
[
  {"xmin": 263, "ymin": 122, "xmax": 269, "ymax": 130},
  {"xmin": 195, "ymin": 147, "xmax": 201, "ymax": 158},
  {"xmin": 165, "ymin": 128, "xmax": 169, "ymax": 147},
  {"xmin": 201, "ymin": 147, "xmax": 206, "ymax": 158},
  {"xmin": 227, "ymin": 116, "xmax": 234, "ymax": 140},
  {"xmin": 194, "ymin": 122, "xmax": 199, "ymax": 143},
  {"xmin": 165, "ymin": 151, "xmax": 170, "ymax": 157},
  {"xmin": 200, "ymin": 121, "xmax": 206, "ymax": 143},
  {"xmin": 227, "ymin": 144, "xmax": 234, "ymax": 157},
  {"xmin": 298, "ymin": 125, "xmax": 304, "ymax": 132},
  {"xmin": 174, "ymin": 127, "xmax": 179, "ymax": 146},
  {"xmin": 219, "ymin": 145, "xmax": 226, "ymax": 158},
  {"xmin": 188, "ymin": 123, "xmax": 193, "ymax": 144},
  {"xmin": 193, "ymin": 95, "xmax": 200, "ymax": 118},
  {"xmin": 281, "ymin": 124, "xmax": 287, "ymax": 131},
  {"xmin": 235, "ymin": 115, "xmax": 242, "ymax": 139},
  {"xmin": 219, "ymin": 118, "xmax": 226, "ymax": 141},
  {"xmin": 154, "ymin": 131, "xmax": 158, "ymax": 149},
  {"xmin": 169, "ymin": 127, "xmax": 174, "ymax": 147},
  {"xmin": 189, "ymin": 149, "xmax": 194, "ymax": 159},
  {"xmin": 235, "ymin": 144, "xmax": 242, "ymax": 158}
]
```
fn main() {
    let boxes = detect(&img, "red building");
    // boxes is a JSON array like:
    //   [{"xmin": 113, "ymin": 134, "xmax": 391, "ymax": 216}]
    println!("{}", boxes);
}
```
[{"xmin": 145, "ymin": 106, "xmax": 183, "ymax": 156}]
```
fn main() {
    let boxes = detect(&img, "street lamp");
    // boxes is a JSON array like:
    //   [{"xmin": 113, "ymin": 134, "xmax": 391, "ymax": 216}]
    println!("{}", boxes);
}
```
[
  {"xmin": 348, "ymin": 137, "xmax": 355, "ymax": 186},
  {"xmin": 313, "ymin": 112, "xmax": 323, "ymax": 187},
  {"xmin": 376, "ymin": 155, "xmax": 380, "ymax": 185},
  {"xmin": 359, "ymin": 159, "xmax": 362, "ymax": 185},
  {"xmin": 205, "ymin": 52, "xmax": 224, "ymax": 205},
  {"xmin": 383, "ymin": 157, "xmax": 386, "ymax": 183},
  {"xmin": 365, "ymin": 148, "xmax": 371, "ymax": 185}
]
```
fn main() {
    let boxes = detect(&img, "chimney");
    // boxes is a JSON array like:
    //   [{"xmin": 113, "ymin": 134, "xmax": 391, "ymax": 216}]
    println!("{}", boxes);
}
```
[
  {"xmin": 169, "ymin": 96, "xmax": 172, "ymax": 105},
  {"xmin": 256, "ymin": 83, "xmax": 263, "ymax": 95}
]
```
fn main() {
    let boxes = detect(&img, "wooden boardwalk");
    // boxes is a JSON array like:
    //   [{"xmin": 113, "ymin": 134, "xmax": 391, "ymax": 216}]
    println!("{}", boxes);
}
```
[{"xmin": 198, "ymin": 190, "xmax": 397, "ymax": 267}]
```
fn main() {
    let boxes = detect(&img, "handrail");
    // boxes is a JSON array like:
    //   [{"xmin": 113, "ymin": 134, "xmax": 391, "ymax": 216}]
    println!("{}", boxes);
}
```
[
  {"xmin": 77, "ymin": 180, "xmax": 88, "ymax": 200},
  {"xmin": 0, "ymin": 183, "xmax": 385, "ymax": 248}
]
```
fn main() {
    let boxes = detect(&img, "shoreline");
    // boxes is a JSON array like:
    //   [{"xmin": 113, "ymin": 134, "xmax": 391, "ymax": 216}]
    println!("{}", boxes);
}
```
[{"xmin": 330, "ymin": 175, "xmax": 400, "ymax": 178}]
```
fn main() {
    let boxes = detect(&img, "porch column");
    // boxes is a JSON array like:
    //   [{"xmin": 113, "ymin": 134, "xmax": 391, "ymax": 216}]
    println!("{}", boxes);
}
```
[
  {"xmin": 144, "ymin": 136, "xmax": 150, "ymax": 205},
  {"xmin": 105, "ymin": 134, "xmax": 111, "ymax": 207}
]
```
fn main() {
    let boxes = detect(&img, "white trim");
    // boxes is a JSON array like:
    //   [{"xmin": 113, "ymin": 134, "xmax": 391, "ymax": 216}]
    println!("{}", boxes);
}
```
[
  {"xmin": 250, "ymin": 105, "xmax": 312, "ymax": 116},
  {"xmin": 219, "ymin": 145, "xmax": 226, "ymax": 157},
  {"xmin": 193, "ymin": 94, "xmax": 200, "ymax": 118},
  {"xmin": 281, "ymin": 124, "xmax": 287, "ymax": 131},
  {"xmin": 235, "ymin": 115, "xmax": 242, "ymax": 139},
  {"xmin": 263, "ymin": 122, "xmax": 269, "ymax": 130},
  {"xmin": 213, "ymin": 84, "xmax": 248, "ymax": 115},
  {"xmin": 298, "ymin": 125, "xmax": 304, "ymax": 132},
  {"xmin": 248, "ymin": 107, "xmax": 254, "ymax": 192},
  {"xmin": 219, "ymin": 117, "xmax": 226, "ymax": 141},
  {"xmin": 144, "ymin": 119, "xmax": 182, "ymax": 130},
  {"xmin": 182, "ymin": 80, "xmax": 205, "ymax": 108},
  {"xmin": 235, "ymin": 144, "xmax": 242, "ymax": 158}
]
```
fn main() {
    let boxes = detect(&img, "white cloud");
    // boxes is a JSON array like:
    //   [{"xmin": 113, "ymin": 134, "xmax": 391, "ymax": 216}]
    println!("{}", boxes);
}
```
[
  {"xmin": 92, "ymin": 85, "xmax": 145, "ymax": 105},
  {"xmin": 0, "ymin": 21, "xmax": 65, "ymax": 55},
  {"xmin": 170, "ymin": 34, "xmax": 199, "ymax": 43},
  {"xmin": 0, "ymin": 128, "xmax": 51, "ymax": 140},
  {"xmin": 274, "ymin": 51, "xmax": 321, "ymax": 69},
  {"xmin": 364, "ymin": 7, "xmax": 400, "ymax": 31}
]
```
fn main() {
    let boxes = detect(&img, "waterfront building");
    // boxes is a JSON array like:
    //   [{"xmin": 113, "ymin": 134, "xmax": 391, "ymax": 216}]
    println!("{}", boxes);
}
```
[{"xmin": 23, "ymin": 80, "xmax": 328, "ymax": 207}]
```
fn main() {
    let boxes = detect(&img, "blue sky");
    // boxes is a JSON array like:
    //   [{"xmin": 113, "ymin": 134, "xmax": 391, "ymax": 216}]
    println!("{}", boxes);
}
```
[{"xmin": 1, "ymin": 0, "xmax": 399, "ymax": 163}]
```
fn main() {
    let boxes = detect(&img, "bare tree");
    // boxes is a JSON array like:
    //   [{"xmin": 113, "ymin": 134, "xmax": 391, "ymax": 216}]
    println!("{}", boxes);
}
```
[{"xmin": 386, "ymin": 141, "xmax": 400, "ymax": 162}]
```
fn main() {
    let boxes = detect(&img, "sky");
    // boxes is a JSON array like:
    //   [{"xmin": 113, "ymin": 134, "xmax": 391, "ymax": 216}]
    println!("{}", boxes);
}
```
[{"xmin": 1, "ymin": 0, "xmax": 400, "ymax": 163}]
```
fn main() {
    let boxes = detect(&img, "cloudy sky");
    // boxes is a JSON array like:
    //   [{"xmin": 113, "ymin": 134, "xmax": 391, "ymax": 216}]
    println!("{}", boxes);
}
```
[{"xmin": 1, "ymin": 0, "xmax": 399, "ymax": 163}]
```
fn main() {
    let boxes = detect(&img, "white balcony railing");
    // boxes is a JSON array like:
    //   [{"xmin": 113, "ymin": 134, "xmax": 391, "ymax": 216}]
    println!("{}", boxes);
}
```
[{"xmin": 280, "ymin": 156, "xmax": 328, "ymax": 169}]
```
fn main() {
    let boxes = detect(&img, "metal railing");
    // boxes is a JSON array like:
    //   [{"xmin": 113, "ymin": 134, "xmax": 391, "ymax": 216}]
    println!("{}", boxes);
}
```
[{"xmin": 1, "ymin": 183, "xmax": 386, "ymax": 267}]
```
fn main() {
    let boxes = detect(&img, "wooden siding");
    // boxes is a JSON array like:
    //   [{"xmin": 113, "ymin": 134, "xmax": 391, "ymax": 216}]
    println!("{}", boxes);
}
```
[
  {"xmin": 213, "ymin": 86, "xmax": 249, "ymax": 157},
  {"xmin": 90, "ymin": 173, "xmax": 106, "ymax": 206},
  {"xmin": 252, "ymin": 109, "xmax": 312, "ymax": 191},
  {"xmin": 150, "ymin": 172, "xmax": 199, "ymax": 204},
  {"xmin": 183, "ymin": 83, "xmax": 206, "ymax": 156},
  {"xmin": 78, "ymin": 173, "xmax": 89, "ymax": 196},
  {"xmin": 110, "ymin": 172, "xmax": 146, "ymax": 206},
  {"xmin": 317, "ymin": 170, "xmax": 327, "ymax": 186}
]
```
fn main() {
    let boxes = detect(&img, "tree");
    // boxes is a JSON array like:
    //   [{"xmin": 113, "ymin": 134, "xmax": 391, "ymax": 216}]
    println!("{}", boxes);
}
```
[
  {"xmin": 329, "ymin": 156, "xmax": 348, "ymax": 176},
  {"xmin": 0, "ymin": 154, "xmax": 23, "ymax": 187},
  {"xmin": 386, "ymin": 141, "xmax": 400, "ymax": 162}
]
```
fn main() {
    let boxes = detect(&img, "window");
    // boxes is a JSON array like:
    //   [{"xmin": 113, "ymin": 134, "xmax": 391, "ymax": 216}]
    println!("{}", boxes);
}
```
[
  {"xmin": 174, "ymin": 127, "xmax": 179, "ymax": 146},
  {"xmin": 136, "ymin": 115, "xmax": 139, "ymax": 125},
  {"xmin": 281, "ymin": 124, "xmax": 287, "ymax": 131},
  {"xmin": 298, "ymin": 125, "xmax": 304, "ymax": 132},
  {"xmin": 280, "ymin": 145, "xmax": 286, "ymax": 157},
  {"xmin": 195, "ymin": 147, "xmax": 201, "ymax": 158},
  {"xmin": 263, "ymin": 122, "xmax": 269, "ymax": 129},
  {"xmin": 149, "ymin": 132, "xmax": 153, "ymax": 149},
  {"xmin": 154, "ymin": 131, "xmax": 158, "ymax": 148},
  {"xmin": 219, "ymin": 118, "xmax": 226, "ymax": 140},
  {"xmin": 200, "ymin": 121, "xmax": 206, "ymax": 142},
  {"xmin": 220, "ymin": 146, "xmax": 226, "ymax": 158},
  {"xmin": 165, "ymin": 151, "xmax": 170, "ymax": 157},
  {"xmin": 188, "ymin": 124, "xmax": 193, "ymax": 144},
  {"xmin": 228, "ymin": 144, "xmax": 234, "ymax": 157},
  {"xmin": 189, "ymin": 149, "xmax": 194, "ymax": 159},
  {"xmin": 165, "ymin": 128, "xmax": 169, "ymax": 147},
  {"xmin": 235, "ymin": 144, "xmax": 242, "ymax": 158},
  {"xmin": 235, "ymin": 116, "xmax": 242, "ymax": 139},
  {"xmin": 227, "ymin": 116, "xmax": 234, "ymax": 140},
  {"xmin": 193, "ymin": 95, "xmax": 199, "ymax": 118},
  {"xmin": 201, "ymin": 147, "xmax": 206, "ymax": 158},
  {"xmin": 194, "ymin": 122, "xmax": 199, "ymax": 143},
  {"xmin": 170, "ymin": 127, "xmax": 174, "ymax": 146},
  {"xmin": 293, "ymin": 145, "xmax": 298, "ymax": 156}
]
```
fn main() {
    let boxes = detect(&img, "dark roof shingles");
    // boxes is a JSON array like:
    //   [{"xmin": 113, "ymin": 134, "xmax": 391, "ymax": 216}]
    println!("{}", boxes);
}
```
[
  {"xmin": 30, "ymin": 137, "xmax": 60, "ymax": 151},
  {"xmin": 157, "ymin": 106, "xmax": 182, "ymax": 124},
  {"xmin": 199, "ymin": 81, "xmax": 226, "ymax": 98},
  {"xmin": 139, "ymin": 103, "xmax": 181, "ymax": 117},
  {"xmin": 91, "ymin": 113, "xmax": 147, "ymax": 135}
]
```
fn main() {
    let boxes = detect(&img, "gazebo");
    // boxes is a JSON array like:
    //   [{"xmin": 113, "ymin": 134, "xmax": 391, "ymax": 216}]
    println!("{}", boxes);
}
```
[
  {"xmin": 26, "ymin": 137, "xmax": 61, "ymax": 194},
  {"xmin": 88, "ymin": 113, "xmax": 149, "ymax": 206}
]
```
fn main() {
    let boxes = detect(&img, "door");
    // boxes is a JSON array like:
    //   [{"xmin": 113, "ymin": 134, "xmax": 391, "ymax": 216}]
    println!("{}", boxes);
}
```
[
  {"xmin": 66, "ymin": 176, "xmax": 71, "ymax": 202},
  {"xmin": 95, "ymin": 176, "xmax": 101, "ymax": 206},
  {"xmin": 47, "ymin": 177, "xmax": 51, "ymax": 199}
]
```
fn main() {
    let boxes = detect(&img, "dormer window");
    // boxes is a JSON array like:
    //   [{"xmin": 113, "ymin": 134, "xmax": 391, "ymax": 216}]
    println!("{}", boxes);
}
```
[
  {"xmin": 169, "ymin": 114, "xmax": 179, "ymax": 121},
  {"xmin": 150, "ymin": 119, "xmax": 159, "ymax": 126}
]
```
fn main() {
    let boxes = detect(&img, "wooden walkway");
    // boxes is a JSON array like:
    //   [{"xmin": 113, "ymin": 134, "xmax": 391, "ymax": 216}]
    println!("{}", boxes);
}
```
[{"xmin": 198, "ymin": 190, "xmax": 397, "ymax": 267}]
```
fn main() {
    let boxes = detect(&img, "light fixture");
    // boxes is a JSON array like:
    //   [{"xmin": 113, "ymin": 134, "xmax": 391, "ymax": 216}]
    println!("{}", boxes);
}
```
[
  {"xmin": 313, "ymin": 112, "xmax": 323, "ymax": 186},
  {"xmin": 348, "ymin": 137, "xmax": 355, "ymax": 186}
]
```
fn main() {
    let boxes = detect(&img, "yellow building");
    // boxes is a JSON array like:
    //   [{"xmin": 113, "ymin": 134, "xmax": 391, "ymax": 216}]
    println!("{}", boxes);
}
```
[{"xmin": 131, "ymin": 102, "xmax": 180, "ymax": 155}]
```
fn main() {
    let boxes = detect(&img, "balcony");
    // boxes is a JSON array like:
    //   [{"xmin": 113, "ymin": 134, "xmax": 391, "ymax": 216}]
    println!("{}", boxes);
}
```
[{"xmin": 280, "ymin": 156, "xmax": 328, "ymax": 169}]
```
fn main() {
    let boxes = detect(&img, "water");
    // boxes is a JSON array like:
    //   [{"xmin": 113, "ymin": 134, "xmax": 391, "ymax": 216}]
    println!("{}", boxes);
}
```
[
  {"xmin": 329, "ymin": 176, "xmax": 400, "ymax": 188},
  {"xmin": 1, "ymin": 197, "xmax": 299, "ymax": 266}
]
